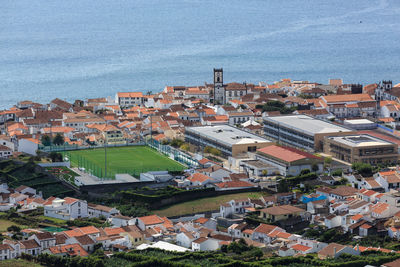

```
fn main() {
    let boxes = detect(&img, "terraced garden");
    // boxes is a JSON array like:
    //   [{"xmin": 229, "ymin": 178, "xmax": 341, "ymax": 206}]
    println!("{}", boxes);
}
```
[
  {"xmin": 0, "ymin": 160, "xmax": 74, "ymax": 198},
  {"xmin": 45, "ymin": 166, "xmax": 79, "ymax": 185}
]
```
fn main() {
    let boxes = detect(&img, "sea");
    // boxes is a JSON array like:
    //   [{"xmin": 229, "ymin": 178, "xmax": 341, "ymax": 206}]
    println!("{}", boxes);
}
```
[{"xmin": 1, "ymin": 0, "xmax": 400, "ymax": 109}]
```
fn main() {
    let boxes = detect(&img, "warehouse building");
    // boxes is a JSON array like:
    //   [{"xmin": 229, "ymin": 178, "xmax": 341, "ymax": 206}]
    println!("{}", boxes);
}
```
[
  {"xmin": 263, "ymin": 115, "xmax": 355, "ymax": 151},
  {"xmin": 185, "ymin": 125, "xmax": 272, "ymax": 157}
]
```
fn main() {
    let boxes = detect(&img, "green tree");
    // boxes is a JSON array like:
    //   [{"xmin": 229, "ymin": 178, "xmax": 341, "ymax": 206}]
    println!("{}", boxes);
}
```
[
  {"xmin": 332, "ymin": 169, "xmax": 343, "ymax": 176},
  {"xmin": 41, "ymin": 135, "xmax": 51, "ymax": 146},
  {"xmin": 204, "ymin": 146, "xmax": 213, "ymax": 154},
  {"xmin": 53, "ymin": 133, "xmax": 65, "ymax": 146},
  {"xmin": 277, "ymin": 178, "xmax": 289, "ymax": 192},
  {"xmin": 324, "ymin": 156, "xmax": 332, "ymax": 169},
  {"xmin": 170, "ymin": 138, "xmax": 184, "ymax": 148},
  {"xmin": 352, "ymin": 162, "xmax": 373, "ymax": 177},
  {"xmin": 210, "ymin": 147, "xmax": 222, "ymax": 156},
  {"xmin": 7, "ymin": 225, "xmax": 21, "ymax": 232},
  {"xmin": 49, "ymin": 152, "xmax": 63, "ymax": 162},
  {"xmin": 300, "ymin": 169, "xmax": 310, "ymax": 175},
  {"xmin": 311, "ymin": 163, "xmax": 319, "ymax": 172},
  {"xmin": 180, "ymin": 143, "xmax": 189, "ymax": 151}
]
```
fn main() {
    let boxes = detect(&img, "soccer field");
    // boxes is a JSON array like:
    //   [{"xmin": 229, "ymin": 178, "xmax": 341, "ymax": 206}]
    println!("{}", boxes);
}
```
[{"xmin": 63, "ymin": 146, "xmax": 185, "ymax": 178}]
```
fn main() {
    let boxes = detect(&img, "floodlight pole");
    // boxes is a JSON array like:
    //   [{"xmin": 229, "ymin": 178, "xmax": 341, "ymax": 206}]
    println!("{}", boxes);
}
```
[
  {"xmin": 150, "ymin": 114, "xmax": 153, "ymax": 145},
  {"xmin": 104, "ymin": 121, "xmax": 107, "ymax": 179}
]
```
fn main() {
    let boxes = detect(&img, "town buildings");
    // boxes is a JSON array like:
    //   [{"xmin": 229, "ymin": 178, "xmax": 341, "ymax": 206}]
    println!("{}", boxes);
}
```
[{"xmin": 2, "ymin": 71, "xmax": 400, "ymax": 263}]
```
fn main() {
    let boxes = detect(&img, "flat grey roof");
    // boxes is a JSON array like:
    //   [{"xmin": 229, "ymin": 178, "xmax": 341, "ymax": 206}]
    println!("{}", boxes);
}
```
[
  {"xmin": 186, "ymin": 125, "xmax": 271, "ymax": 147},
  {"xmin": 242, "ymin": 160, "xmax": 274, "ymax": 168},
  {"xmin": 327, "ymin": 134, "xmax": 394, "ymax": 147},
  {"xmin": 344, "ymin": 119, "xmax": 375, "ymax": 125},
  {"xmin": 264, "ymin": 115, "xmax": 352, "ymax": 136}
]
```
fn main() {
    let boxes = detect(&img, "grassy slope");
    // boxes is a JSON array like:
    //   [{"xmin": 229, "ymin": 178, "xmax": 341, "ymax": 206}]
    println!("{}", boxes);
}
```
[
  {"xmin": 0, "ymin": 160, "xmax": 74, "ymax": 198},
  {"xmin": 153, "ymin": 191, "xmax": 267, "ymax": 217},
  {"xmin": 0, "ymin": 259, "xmax": 42, "ymax": 267},
  {"xmin": 65, "ymin": 146, "xmax": 185, "ymax": 175},
  {"xmin": 0, "ymin": 219, "xmax": 27, "ymax": 232}
]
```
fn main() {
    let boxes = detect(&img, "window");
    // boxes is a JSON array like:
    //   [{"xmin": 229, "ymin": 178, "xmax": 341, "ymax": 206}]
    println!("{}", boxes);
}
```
[{"xmin": 247, "ymin": 146, "xmax": 257, "ymax": 152}]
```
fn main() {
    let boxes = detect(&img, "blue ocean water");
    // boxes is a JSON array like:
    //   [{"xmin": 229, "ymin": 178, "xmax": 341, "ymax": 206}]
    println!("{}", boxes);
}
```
[{"xmin": 0, "ymin": 0, "xmax": 399, "ymax": 109}]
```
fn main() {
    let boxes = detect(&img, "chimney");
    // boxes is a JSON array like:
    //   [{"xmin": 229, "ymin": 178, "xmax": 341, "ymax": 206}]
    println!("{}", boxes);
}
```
[
  {"xmin": 334, "ymin": 247, "xmax": 337, "ymax": 257},
  {"xmin": 356, "ymin": 244, "xmax": 359, "ymax": 252}
]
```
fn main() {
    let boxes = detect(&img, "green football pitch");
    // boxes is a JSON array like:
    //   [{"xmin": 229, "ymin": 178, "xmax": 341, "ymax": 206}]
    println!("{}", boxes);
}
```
[{"xmin": 63, "ymin": 146, "xmax": 185, "ymax": 178}]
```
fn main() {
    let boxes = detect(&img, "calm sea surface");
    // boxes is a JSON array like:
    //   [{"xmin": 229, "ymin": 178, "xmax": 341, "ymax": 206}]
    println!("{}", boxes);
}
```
[{"xmin": 1, "ymin": 0, "xmax": 400, "ymax": 109}]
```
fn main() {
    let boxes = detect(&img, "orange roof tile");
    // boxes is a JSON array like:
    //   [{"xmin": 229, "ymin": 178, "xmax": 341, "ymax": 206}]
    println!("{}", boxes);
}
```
[
  {"xmin": 321, "ymin": 94, "xmax": 374, "ymax": 103},
  {"xmin": 24, "ymin": 138, "xmax": 40, "ymax": 144},
  {"xmin": 257, "ymin": 145, "xmax": 320, "ymax": 163},
  {"xmin": 291, "ymin": 244, "xmax": 312, "ymax": 252},
  {"xmin": 351, "ymin": 214, "xmax": 363, "ymax": 221},
  {"xmin": 63, "ymin": 197, "xmax": 79, "ymax": 204},
  {"xmin": 139, "ymin": 215, "xmax": 164, "ymax": 226},
  {"xmin": 49, "ymin": 244, "xmax": 88, "ymax": 257},
  {"xmin": 117, "ymin": 92, "xmax": 143, "ymax": 98},
  {"xmin": 194, "ymin": 217, "xmax": 209, "ymax": 224},
  {"xmin": 78, "ymin": 226, "xmax": 100, "ymax": 235},
  {"xmin": 254, "ymin": 223, "xmax": 277, "ymax": 235},
  {"xmin": 104, "ymin": 227, "xmax": 125, "ymax": 236},
  {"xmin": 189, "ymin": 173, "xmax": 213, "ymax": 183}
]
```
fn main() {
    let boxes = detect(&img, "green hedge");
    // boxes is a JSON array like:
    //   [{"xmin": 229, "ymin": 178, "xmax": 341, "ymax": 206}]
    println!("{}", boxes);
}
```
[{"xmin": 120, "ymin": 186, "xmax": 215, "ymax": 204}]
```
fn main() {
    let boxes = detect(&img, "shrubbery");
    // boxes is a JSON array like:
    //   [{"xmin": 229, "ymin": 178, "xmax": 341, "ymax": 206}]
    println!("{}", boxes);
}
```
[
  {"xmin": 119, "ymin": 186, "xmax": 215, "ymax": 205},
  {"xmin": 352, "ymin": 162, "xmax": 373, "ymax": 177},
  {"xmin": 18, "ymin": 248, "xmax": 400, "ymax": 267}
]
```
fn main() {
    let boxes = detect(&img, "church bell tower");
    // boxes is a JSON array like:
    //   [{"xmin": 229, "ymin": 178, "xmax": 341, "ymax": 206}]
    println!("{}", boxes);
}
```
[{"xmin": 213, "ymin": 68, "xmax": 224, "ymax": 104}]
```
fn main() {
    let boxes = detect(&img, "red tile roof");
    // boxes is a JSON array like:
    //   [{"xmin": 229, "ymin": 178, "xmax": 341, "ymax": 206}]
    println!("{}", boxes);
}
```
[
  {"xmin": 291, "ymin": 244, "xmax": 312, "ymax": 252},
  {"xmin": 49, "ymin": 243, "xmax": 89, "ymax": 257},
  {"xmin": 321, "ymin": 94, "xmax": 374, "ymax": 103},
  {"xmin": 257, "ymin": 145, "xmax": 320, "ymax": 163},
  {"xmin": 254, "ymin": 223, "xmax": 277, "ymax": 235},
  {"xmin": 103, "ymin": 227, "xmax": 126, "ymax": 236},
  {"xmin": 189, "ymin": 173, "xmax": 213, "ymax": 183},
  {"xmin": 351, "ymin": 214, "xmax": 363, "ymax": 221},
  {"xmin": 117, "ymin": 92, "xmax": 143, "ymax": 98},
  {"xmin": 139, "ymin": 215, "xmax": 164, "ymax": 226}
]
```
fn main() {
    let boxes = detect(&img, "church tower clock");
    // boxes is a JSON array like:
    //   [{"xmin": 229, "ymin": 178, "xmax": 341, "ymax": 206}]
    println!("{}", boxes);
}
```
[{"xmin": 213, "ymin": 68, "xmax": 224, "ymax": 104}]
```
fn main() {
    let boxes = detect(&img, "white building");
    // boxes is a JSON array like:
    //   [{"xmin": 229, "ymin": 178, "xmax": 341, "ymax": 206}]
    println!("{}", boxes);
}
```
[
  {"xmin": 176, "ymin": 232, "xmax": 196, "ymax": 248},
  {"xmin": 44, "ymin": 197, "xmax": 88, "ymax": 220},
  {"xmin": 109, "ymin": 215, "xmax": 135, "ymax": 227},
  {"xmin": 220, "ymin": 199, "xmax": 251, "ymax": 218},
  {"xmin": 191, "ymin": 237, "xmax": 219, "ymax": 251},
  {"xmin": 0, "ymin": 244, "xmax": 16, "ymax": 260},
  {"xmin": 87, "ymin": 203, "xmax": 119, "ymax": 219},
  {"xmin": 28, "ymin": 232, "xmax": 56, "ymax": 250},
  {"xmin": 18, "ymin": 138, "xmax": 39, "ymax": 156},
  {"xmin": 0, "ymin": 145, "xmax": 12, "ymax": 159},
  {"xmin": 115, "ymin": 92, "xmax": 144, "ymax": 108}
]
